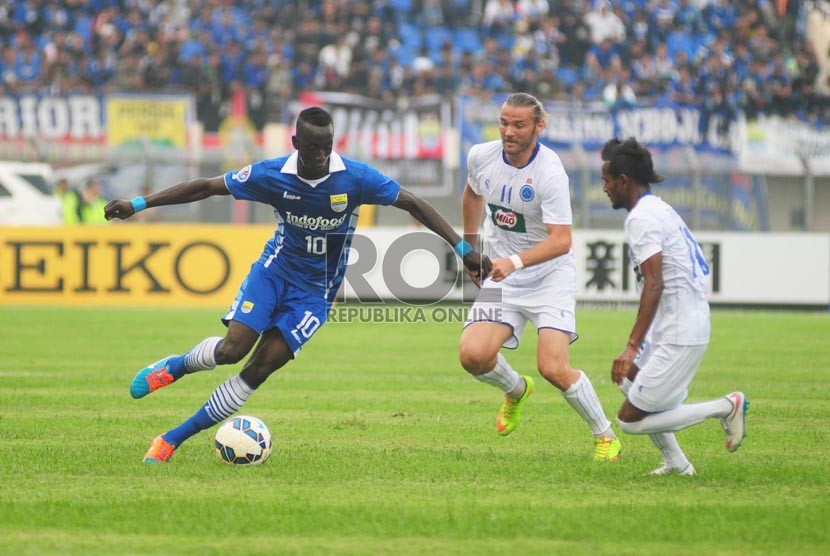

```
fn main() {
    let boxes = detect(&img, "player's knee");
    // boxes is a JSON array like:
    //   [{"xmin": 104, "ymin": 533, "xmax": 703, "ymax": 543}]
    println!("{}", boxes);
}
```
[
  {"xmin": 215, "ymin": 341, "xmax": 249, "ymax": 365},
  {"xmin": 241, "ymin": 353, "xmax": 292, "ymax": 389},
  {"xmin": 616, "ymin": 416, "xmax": 646, "ymax": 435},
  {"xmin": 617, "ymin": 417, "xmax": 637, "ymax": 435},
  {"xmin": 538, "ymin": 362, "xmax": 572, "ymax": 389},
  {"xmin": 240, "ymin": 366, "xmax": 269, "ymax": 389},
  {"xmin": 458, "ymin": 344, "xmax": 494, "ymax": 374}
]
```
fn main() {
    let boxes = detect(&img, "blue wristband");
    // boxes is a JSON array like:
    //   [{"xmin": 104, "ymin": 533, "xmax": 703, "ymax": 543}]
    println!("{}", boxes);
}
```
[
  {"xmin": 130, "ymin": 196, "xmax": 147, "ymax": 212},
  {"xmin": 454, "ymin": 240, "xmax": 473, "ymax": 257}
]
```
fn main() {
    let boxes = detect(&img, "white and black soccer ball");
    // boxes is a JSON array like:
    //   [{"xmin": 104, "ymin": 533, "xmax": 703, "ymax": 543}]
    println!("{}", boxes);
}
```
[{"xmin": 214, "ymin": 415, "xmax": 272, "ymax": 465}]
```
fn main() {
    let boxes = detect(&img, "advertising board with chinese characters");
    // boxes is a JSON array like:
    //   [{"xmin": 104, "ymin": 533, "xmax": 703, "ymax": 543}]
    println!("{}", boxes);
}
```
[
  {"xmin": 573, "ymin": 231, "xmax": 829, "ymax": 307},
  {"xmin": 336, "ymin": 229, "xmax": 830, "ymax": 308}
]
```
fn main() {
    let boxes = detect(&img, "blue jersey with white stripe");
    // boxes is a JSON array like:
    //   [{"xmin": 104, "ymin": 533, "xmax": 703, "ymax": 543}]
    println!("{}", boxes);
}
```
[{"xmin": 224, "ymin": 152, "xmax": 400, "ymax": 301}]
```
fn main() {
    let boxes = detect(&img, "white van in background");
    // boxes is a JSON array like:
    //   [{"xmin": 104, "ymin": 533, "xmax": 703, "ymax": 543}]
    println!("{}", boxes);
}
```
[{"xmin": 0, "ymin": 162, "xmax": 61, "ymax": 225}]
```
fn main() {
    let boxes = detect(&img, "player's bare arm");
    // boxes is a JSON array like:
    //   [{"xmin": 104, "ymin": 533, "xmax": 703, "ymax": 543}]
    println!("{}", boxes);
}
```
[
  {"xmin": 460, "ymin": 184, "xmax": 489, "ymax": 286},
  {"xmin": 612, "ymin": 252, "xmax": 663, "ymax": 385},
  {"xmin": 394, "ymin": 186, "xmax": 491, "ymax": 280},
  {"xmin": 104, "ymin": 176, "xmax": 230, "ymax": 220},
  {"xmin": 461, "ymin": 183, "xmax": 485, "ymax": 247},
  {"xmin": 489, "ymin": 223, "xmax": 572, "ymax": 282}
]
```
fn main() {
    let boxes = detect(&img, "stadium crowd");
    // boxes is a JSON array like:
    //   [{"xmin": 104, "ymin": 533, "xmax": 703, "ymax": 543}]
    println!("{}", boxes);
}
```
[{"xmin": 1, "ymin": 0, "xmax": 828, "ymax": 131}]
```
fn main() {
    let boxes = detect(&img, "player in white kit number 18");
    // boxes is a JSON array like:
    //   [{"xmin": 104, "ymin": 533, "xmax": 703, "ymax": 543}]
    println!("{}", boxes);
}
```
[
  {"xmin": 601, "ymin": 137, "xmax": 748, "ymax": 476},
  {"xmin": 459, "ymin": 92, "xmax": 621, "ymax": 462}
]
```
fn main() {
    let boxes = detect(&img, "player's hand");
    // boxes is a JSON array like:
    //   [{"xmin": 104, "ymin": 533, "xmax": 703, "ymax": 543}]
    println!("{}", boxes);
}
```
[
  {"xmin": 462, "ymin": 251, "xmax": 492, "ymax": 287},
  {"xmin": 488, "ymin": 257, "xmax": 520, "ymax": 282},
  {"xmin": 462, "ymin": 251, "xmax": 491, "ymax": 285},
  {"xmin": 104, "ymin": 200, "xmax": 136, "ymax": 220},
  {"xmin": 612, "ymin": 345, "xmax": 638, "ymax": 385}
]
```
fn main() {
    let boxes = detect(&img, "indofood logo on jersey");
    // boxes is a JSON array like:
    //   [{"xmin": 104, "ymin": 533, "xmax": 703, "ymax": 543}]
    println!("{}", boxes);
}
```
[
  {"xmin": 286, "ymin": 211, "xmax": 347, "ymax": 231},
  {"xmin": 488, "ymin": 204, "xmax": 526, "ymax": 232}
]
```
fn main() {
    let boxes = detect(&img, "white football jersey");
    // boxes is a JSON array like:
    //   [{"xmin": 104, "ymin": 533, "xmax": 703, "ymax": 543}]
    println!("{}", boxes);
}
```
[
  {"xmin": 467, "ymin": 140, "xmax": 574, "ymax": 287},
  {"xmin": 626, "ymin": 193, "xmax": 711, "ymax": 346}
]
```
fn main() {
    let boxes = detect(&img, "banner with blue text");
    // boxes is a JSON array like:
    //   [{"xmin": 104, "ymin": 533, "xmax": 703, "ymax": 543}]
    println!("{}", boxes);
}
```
[{"xmin": 458, "ymin": 95, "xmax": 767, "ymax": 231}]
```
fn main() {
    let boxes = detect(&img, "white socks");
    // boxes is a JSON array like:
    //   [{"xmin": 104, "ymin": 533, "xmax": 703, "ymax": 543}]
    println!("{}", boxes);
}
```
[
  {"xmin": 475, "ymin": 360, "xmax": 614, "ymax": 438},
  {"xmin": 617, "ymin": 398, "xmax": 732, "ymax": 435},
  {"xmin": 562, "ymin": 371, "xmax": 613, "ymax": 437},
  {"xmin": 204, "ymin": 374, "xmax": 254, "ymax": 423},
  {"xmin": 649, "ymin": 431, "xmax": 691, "ymax": 471},
  {"xmin": 184, "ymin": 336, "xmax": 222, "ymax": 373},
  {"xmin": 473, "ymin": 352, "xmax": 522, "ymax": 396},
  {"xmin": 619, "ymin": 377, "xmax": 690, "ymax": 469}
]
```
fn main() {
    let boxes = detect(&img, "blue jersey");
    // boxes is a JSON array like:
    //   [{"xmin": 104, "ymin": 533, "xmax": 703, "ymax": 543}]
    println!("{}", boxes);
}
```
[{"xmin": 224, "ymin": 152, "xmax": 400, "ymax": 301}]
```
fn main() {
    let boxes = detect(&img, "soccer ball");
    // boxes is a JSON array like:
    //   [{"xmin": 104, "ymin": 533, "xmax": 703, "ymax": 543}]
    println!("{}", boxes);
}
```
[{"xmin": 214, "ymin": 415, "xmax": 272, "ymax": 465}]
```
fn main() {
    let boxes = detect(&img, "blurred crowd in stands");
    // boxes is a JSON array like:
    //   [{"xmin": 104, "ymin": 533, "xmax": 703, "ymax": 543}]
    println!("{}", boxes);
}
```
[{"xmin": 1, "ymin": 0, "xmax": 828, "ymax": 132}]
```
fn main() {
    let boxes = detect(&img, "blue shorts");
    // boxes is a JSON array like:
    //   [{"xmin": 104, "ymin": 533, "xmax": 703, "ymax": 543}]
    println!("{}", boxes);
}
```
[{"xmin": 222, "ymin": 263, "xmax": 328, "ymax": 355}]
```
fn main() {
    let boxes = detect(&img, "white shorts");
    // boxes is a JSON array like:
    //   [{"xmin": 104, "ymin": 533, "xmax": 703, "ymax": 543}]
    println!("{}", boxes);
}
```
[
  {"xmin": 628, "ymin": 342, "xmax": 708, "ymax": 413},
  {"xmin": 464, "ymin": 265, "xmax": 577, "ymax": 349}
]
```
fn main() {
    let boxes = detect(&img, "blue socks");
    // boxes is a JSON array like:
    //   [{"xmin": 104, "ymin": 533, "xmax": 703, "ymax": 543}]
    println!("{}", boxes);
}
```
[
  {"xmin": 166, "ymin": 355, "xmax": 187, "ymax": 379},
  {"xmin": 163, "ymin": 406, "xmax": 214, "ymax": 446},
  {"xmin": 161, "ymin": 374, "xmax": 255, "ymax": 447}
]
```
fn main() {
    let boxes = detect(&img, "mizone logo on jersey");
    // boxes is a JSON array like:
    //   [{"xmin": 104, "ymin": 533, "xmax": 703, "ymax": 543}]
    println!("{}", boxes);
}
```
[{"xmin": 489, "ymin": 204, "xmax": 527, "ymax": 232}]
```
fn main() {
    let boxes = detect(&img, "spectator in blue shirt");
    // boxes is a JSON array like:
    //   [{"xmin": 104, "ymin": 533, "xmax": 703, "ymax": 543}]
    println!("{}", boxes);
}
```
[
  {"xmin": 675, "ymin": 0, "xmax": 702, "ymax": 34},
  {"xmin": 242, "ymin": 48, "xmax": 269, "ymax": 90},
  {"xmin": 765, "ymin": 55, "xmax": 793, "ymax": 116},
  {"xmin": 586, "ymin": 38, "xmax": 622, "ymax": 76},
  {"xmin": 219, "ymin": 41, "xmax": 245, "ymax": 86},
  {"xmin": 704, "ymin": 0, "xmax": 738, "ymax": 34},
  {"xmin": 14, "ymin": 41, "xmax": 43, "ymax": 90},
  {"xmin": 82, "ymin": 49, "xmax": 114, "ymax": 88}
]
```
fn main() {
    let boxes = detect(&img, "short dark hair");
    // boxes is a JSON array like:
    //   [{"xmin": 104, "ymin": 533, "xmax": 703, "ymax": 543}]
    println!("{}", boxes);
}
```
[
  {"xmin": 298, "ymin": 107, "xmax": 332, "ymax": 128},
  {"xmin": 601, "ymin": 137, "xmax": 663, "ymax": 186}
]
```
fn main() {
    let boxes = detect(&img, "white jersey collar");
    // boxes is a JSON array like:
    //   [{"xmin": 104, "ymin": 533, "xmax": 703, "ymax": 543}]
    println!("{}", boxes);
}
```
[{"xmin": 281, "ymin": 151, "xmax": 346, "ymax": 177}]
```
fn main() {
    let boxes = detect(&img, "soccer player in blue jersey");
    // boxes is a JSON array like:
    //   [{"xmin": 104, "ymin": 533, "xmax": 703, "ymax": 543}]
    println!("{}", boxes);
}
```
[{"xmin": 104, "ymin": 107, "xmax": 491, "ymax": 463}]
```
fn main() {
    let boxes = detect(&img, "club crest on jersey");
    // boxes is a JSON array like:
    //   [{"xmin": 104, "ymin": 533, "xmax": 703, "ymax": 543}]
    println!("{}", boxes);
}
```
[
  {"xmin": 241, "ymin": 300, "xmax": 254, "ymax": 314},
  {"xmin": 488, "ymin": 203, "xmax": 527, "ymax": 232},
  {"xmin": 330, "ymin": 193, "xmax": 348, "ymax": 213},
  {"xmin": 520, "ymin": 184, "xmax": 534, "ymax": 202},
  {"xmin": 233, "ymin": 165, "xmax": 252, "ymax": 183}
]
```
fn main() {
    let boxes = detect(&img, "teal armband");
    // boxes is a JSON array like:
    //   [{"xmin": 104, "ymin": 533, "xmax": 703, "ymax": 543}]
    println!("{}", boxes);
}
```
[
  {"xmin": 130, "ymin": 196, "xmax": 147, "ymax": 212},
  {"xmin": 454, "ymin": 240, "xmax": 473, "ymax": 257}
]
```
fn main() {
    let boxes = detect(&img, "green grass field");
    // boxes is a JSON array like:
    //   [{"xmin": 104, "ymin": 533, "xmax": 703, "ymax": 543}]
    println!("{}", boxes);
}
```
[{"xmin": 1, "ymin": 305, "xmax": 828, "ymax": 555}]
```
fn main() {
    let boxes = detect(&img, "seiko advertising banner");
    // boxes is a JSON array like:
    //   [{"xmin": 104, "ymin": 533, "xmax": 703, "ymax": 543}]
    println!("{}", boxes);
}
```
[
  {"xmin": 0, "ymin": 225, "xmax": 272, "ymax": 307},
  {"xmin": 3, "ymin": 226, "xmax": 824, "ymax": 308}
]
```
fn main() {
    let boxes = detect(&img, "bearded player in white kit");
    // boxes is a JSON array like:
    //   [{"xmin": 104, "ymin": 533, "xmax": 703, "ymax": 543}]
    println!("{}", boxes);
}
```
[
  {"xmin": 600, "ymin": 137, "xmax": 748, "ymax": 476},
  {"xmin": 458, "ymin": 93, "xmax": 621, "ymax": 461}
]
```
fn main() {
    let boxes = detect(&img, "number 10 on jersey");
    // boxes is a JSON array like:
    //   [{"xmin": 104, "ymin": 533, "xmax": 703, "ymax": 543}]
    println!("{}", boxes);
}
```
[
  {"xmin": 291, "ymin": 311, "xmax": 321, "ymax": 343},
  {"xmin": 305, "ymin": 235, "xmax": 326, "ymax": 254}
]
